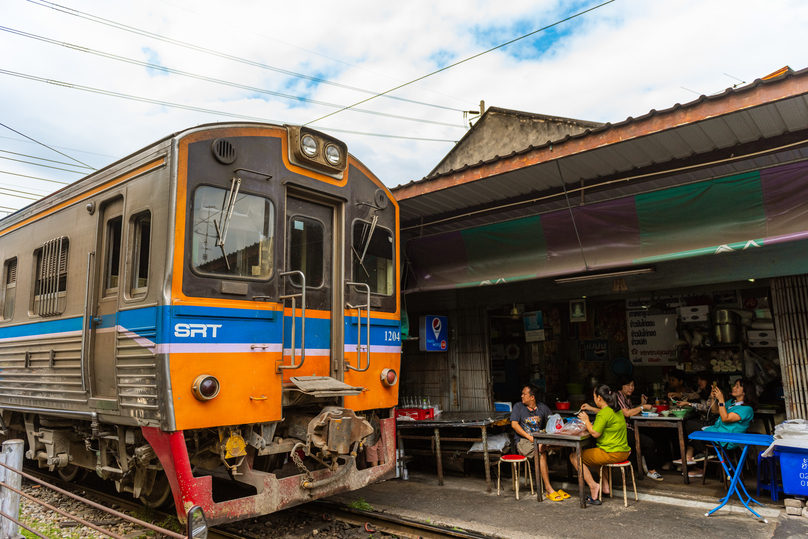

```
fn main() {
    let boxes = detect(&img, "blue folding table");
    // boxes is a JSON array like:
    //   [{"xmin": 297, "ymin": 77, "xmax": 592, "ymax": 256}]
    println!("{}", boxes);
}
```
[{"xmin": 688, "ymin": 431, "xmax": 774, "ymax": 522}]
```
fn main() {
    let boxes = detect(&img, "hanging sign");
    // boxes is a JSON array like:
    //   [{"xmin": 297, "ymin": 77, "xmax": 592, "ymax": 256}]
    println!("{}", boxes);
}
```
[
  {"xmin": 419, "ymin": 315, "xmax": 448, "ymax": 352},
  {"xmin": 627, "ymin": 308, "xmax": 678, "ymax": 365},
  {"xmin": 583, "ymin": 340, "xmax": 609, "ymax": 362}
]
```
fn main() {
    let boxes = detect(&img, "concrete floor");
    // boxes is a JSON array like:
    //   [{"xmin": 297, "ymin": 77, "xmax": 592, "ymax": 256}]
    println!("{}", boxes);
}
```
[{"xmin": 328, "ymin": 463, "xmax": 808, "ymax": 539}]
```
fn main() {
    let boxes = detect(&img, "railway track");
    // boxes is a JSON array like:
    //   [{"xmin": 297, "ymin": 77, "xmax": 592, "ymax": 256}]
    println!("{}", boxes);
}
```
[{"xmin": 21, "ymin": 469, "xmax": 492, "ymax": 539}]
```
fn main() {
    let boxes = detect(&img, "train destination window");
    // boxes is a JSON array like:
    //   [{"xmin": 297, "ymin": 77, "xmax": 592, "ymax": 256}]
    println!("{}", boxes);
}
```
[
  {"xmin": 191, "ymin": 186, "xmax": 274, "ymax": 279},
  {"xmin": 352, "ymin": 221, "xmax": 393, "ymax": 296},
  {"xmin": 131, "ymin": 212, "xmax": 151, "ymax": 295},
  {"xmin": 2, "ymin": 258, "xmax": 16, "ymax": 320},
  {"xmin": 33, "ymin": 236, "xmax": 69, "ymax": 317},
  {"xmin": 105, "ymin": 217, "xmax": 123, "ymax": 293},
  {"xmin": 289, "ymin": 217, "xmax": 324, "ymax": 288}
]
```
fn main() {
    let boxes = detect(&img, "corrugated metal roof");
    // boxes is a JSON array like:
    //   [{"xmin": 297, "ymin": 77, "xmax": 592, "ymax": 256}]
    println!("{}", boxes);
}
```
[{"xmin": 395, "ymin": 67, "xmax": 808, "ymax": 235}]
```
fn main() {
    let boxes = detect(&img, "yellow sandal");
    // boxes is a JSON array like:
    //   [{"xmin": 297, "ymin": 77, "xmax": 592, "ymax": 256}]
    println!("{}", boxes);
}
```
[
  {"xmin": 547, "ymin": 491, "xmax": 565, "ymax": 502},
  {"xmin": 557, "ymin": 490, "xmax": 572, "ymax": 499}
]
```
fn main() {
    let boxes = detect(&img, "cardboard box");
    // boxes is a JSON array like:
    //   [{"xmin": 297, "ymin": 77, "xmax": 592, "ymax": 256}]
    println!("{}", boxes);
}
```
[
  {"xmin": 678, "ymin": 305, "xmax": 709, "ymax": 322},
  {"xmin": 748, "ymin": 329, "xmax": 777, "ymax": 348}
]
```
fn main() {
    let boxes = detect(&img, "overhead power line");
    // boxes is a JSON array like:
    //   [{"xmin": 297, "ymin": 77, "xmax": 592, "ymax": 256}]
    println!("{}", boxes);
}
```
[
  {"xmin": 0, "ymin": 135, "xmax": 116, "ymax": 158},
  {"xmin": 0, "ymin": 155, "xmax": 87, "ymax": 174},
  {"xmin": 306, "ymin": 0, "xmax": 616, "ymax": 126},
  {"xmin": 0, "ymin": 148, "xmax": 93, "ymax": 169},
  {"xmin": 28, "ymin": 0, "xmax": 467, "ymax": 113},
  {"xmin": 0, "ymin": 26, "xmax": 463, "ymax": 129},
  {"xmin": 0, "ymin": 121, "xmax": 95, "ymax": 169},
  {"xmin": 0, "ymin": 68, "xmax": 457, "ymax": 143},
  {"xmin": 0, "ymin": 169, "xmax": 70, "ymax": 185}
]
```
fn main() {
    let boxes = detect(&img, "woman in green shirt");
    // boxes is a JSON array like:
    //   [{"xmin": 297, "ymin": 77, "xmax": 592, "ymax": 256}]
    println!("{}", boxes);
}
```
[{"xmin": 570, "ymin": 385, "xmax": 631, "ymax": 505}]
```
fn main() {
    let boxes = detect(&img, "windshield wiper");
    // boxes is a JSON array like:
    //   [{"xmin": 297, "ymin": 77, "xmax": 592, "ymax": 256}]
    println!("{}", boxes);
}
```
[{"xmin": 212, "ymin": 177, "xmax": 241, "ymax": 271}]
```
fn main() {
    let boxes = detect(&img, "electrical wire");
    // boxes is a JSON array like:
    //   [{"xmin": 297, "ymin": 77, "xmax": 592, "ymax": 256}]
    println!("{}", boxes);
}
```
[
  {"xmin": 0, "ymin": 148, "xmax": 93, "ymax": 169},
  {"xmin": 0, "ymin": 26, "xmax": 463, "ymax": 129},
  {"xmin": 156, "ymin": 0, "xmax": 477, "ymax": 108},
  {"xmin": 0, "ymin": 155, "xmax": 87, "ymax": 174},
  {"xmin": 0, "ymin": 135, "xmax": 116, "ymax": 159},
  {"xmin": 0, "ymin": 169, "xmax": 69, "ymax": 185},
  {"xmin": 0, "ymin": 187, "xmax": 40, "ymax": 201},
  {"xmin": 305, "ymin": 0, "xmax": 616, "ymax": 126},
  {"xmin": 27, "ymin": 0, "xmax": 467, "ymax": 113},
  {"xmin": 0, "ymin": 121, "xmax": 95, "ymax": 169},
  {"xmin": 0, "ymin": 68, "xmax": 458, "ymax": 143}
]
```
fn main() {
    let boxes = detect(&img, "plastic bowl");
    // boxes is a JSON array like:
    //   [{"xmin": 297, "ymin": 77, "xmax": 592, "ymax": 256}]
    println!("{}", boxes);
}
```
[
  {"xmin": 655, "ymin": 404, "xmax": 669, "ymax": 412},
  {"xmin": 660, "ymin": 410, "xmax": 671, "ymax": 417},
  {"xmin": 671, "ymin": 409, "xmax": 688, "ymax": 418},
  {"xmin": 556, "ymin": 401, "xmax": 570, "ymax": 410}
]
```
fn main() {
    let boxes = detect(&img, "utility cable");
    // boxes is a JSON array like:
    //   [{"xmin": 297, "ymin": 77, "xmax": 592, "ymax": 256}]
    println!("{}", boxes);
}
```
[
  {"xmin": 0, "ymin": 26, "xmax": 463, "ymax": 129},
  {"xmin": 0, "ymin": 68, "xmax": 457, "ymax": 143},
  {"xmin": 305, "ymin": 0, "xmax": 616, "ymax": 126},
  {"xmin": 0, "ymin": 135, "xmax": 115, "ymax": 158},
  {"xmin": 156, "ymin": 0, "xmax": 477, "ymax": 108},
  {"xmin": 0, "ymin": 148, "xmax": 93, "ymax": 169},
  {"xmin": 0, "ymin": 187, "xmax": 40, "ymax": 201},
  {"xmin": 27, "ymin": 0, "xmax": 466, "ymax": 113},
  {"xmin": 0, "ymin": 155, "xmax": 87, "ymax": 174},
  {"xmin": 0, "ymin": 169, "xmax": 69, "ymax": 185},
  {"xmin": 555, "ymin": 160, "xmax": 588, "ymax": 270},
  {"xmin": 0, "ymin": 121, "xmax": 95, "ymax": 169}
]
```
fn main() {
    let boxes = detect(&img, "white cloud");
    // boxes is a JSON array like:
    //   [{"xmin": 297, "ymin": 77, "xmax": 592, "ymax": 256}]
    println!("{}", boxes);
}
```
[{"xmin": 0, "ymin": 0, "xmax": 806, "ymax": 216}]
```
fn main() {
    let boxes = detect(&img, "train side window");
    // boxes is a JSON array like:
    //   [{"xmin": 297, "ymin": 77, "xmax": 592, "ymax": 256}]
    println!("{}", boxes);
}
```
[
  {"xmin": 105, "ymin": 217, "xmax": 123, "ymax": 294},
  {"xmin": 33, "ymin": 236, "xmax": 69, "ymax": 316},
  {"xmin": 352, "ymin": 222, "xmax": 393, "ymax": 296},
  {"xmin": 131, "ymin": 212, "xmax": 151, "ymax": 296},
  {"xmin": 191, "ymin": 186, "xmax": 274, "ymax": 279},
  {"xmin": 289, "ymin": 217, "xmax": 324, "ymax": 288},
  {"xmin": 2, "ymin": 258, "xmax": 16, "ymax": 320}
]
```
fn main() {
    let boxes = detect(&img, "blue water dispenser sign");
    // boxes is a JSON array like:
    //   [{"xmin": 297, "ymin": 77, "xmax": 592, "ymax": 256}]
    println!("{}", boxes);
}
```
[{"xmin": 419, "ymin": 315, "xmax": 448, "ymax": 352}]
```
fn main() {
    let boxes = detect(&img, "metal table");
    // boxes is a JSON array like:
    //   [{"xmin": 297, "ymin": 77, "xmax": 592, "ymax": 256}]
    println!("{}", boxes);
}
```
[
  {"xmin": 631, "ymin": 414, "xmax": 692, "ymax": 484},
  {"xmin": 688, "ymin": 431, "xmax": 774, "ymax": 522},
  {"xmin": 396, "ymin": 411, "xmax": 510, "ymax": 493},
  {"xmin": 531, "ymin": 432, "xmax": 591, "ymax": 508}
]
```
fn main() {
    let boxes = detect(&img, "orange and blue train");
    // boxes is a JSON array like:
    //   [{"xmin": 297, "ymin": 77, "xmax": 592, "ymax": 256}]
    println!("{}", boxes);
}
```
[{"xmin": 0, "ymin": 122, "xmax": 401, "ymax": 525}]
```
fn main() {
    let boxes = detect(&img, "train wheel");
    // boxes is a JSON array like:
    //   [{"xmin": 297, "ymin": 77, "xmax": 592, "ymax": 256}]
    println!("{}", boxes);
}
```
[
  {"xmin": 139, "ymin": 472, "xmax": 173, "ymax": 509},
  {"xmin": 57, "ymin": 464, "xmax": 86, "ymax": 482}
]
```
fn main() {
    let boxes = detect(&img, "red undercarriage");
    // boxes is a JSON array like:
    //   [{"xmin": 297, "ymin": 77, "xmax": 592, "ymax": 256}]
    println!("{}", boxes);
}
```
[{"xmin": 142, "ymin": 417, "xmax": 396, "ymax": 526}]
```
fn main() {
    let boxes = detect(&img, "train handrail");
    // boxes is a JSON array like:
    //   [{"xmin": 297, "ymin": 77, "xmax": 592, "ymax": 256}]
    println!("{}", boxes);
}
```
[
  {"xmin": 278, "ymin": 270, "xmax": 306, "ymax": 372},
  {"xmin": 80, "ymin": 251, "xmax": 95, "ymax": 391},
  {"xmin": 346, "ymin": 282, "xmax": 371, "ymax": 372}
]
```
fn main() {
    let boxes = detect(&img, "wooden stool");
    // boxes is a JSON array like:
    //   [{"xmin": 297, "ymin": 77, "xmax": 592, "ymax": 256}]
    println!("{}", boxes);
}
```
[
  {"xmin": 497, "ymin": 454, "xmax": 534, "ymax": 500},
  {"xmin": 598, "ymin": 460, "xmax": 638, "ymax": 507}
]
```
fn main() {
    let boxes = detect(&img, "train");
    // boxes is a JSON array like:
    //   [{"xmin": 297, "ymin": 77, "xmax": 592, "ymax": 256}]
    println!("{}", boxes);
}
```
[{"xmin": 0, "ymin": 122, "xmax": 401, "ymax": 525}]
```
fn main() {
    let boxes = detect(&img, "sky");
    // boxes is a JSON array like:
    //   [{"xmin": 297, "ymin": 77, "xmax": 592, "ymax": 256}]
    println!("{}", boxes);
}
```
[{"xmin": 1, "ymin": 0, "xmax": 808, "ymax": 216}]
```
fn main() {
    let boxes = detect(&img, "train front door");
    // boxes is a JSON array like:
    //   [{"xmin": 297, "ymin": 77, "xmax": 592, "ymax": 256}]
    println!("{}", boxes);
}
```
[
  {"xmin": 89, "ymin": 197, "xmax": 123, "ymax": 403},
  {"xmin": 283, "ymin": 196, "xmax": 335, "ymax": 379}
]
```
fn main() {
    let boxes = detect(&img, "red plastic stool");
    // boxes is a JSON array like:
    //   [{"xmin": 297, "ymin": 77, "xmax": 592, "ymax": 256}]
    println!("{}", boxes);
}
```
[
  {"xmin": 498, "ymin": 454, "xmax": 534, "ymax": 500},
  {"xmin": 599, "ymin": 460, "xmax": 638, "ymax": 507}
]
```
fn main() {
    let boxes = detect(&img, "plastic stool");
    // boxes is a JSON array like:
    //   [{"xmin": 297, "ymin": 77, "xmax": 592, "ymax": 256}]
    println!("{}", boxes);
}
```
[
  {"xmin": 497, "ymin": 454, "xmax": 534, "ymax": 500},
  {"xmin": 599, "ymin": 460, "xmax": 638, "ymax": 507},
  {"xmin": 757, "ymin": 450, "xmax": 784, "ymax": 502}
]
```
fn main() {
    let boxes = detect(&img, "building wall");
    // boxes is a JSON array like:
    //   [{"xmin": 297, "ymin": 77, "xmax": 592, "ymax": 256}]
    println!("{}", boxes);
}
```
[{"xmin": 431, "ymin": 109, "xmax": 602, "ymax": 176}]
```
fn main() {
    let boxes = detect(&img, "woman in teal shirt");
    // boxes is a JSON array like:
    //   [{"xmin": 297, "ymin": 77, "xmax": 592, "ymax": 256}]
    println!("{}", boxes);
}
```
[
  {"xmin": 679, "ymin": 379, "xmax": 756, "ymax": 477},
  {"xmin": 571, "ymin": 385, "xmax": 631, "ymax": 505}
]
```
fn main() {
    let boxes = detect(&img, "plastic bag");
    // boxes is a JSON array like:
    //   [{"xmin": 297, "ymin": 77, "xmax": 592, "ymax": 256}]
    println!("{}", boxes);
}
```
[
  {"xmin": 557, "ymin": 417, "xmax": 587, "ymax": 436},
  {"xmin": 763, "ymin": 419, "xmax": 808, "ymax": 457},
  {"xmin": 545, "ymin": 414, "xmax": 563, "ymax": 433},
  {"xmin": 468, "ymin": 433, "xmax": 510, "ymax": 453}
]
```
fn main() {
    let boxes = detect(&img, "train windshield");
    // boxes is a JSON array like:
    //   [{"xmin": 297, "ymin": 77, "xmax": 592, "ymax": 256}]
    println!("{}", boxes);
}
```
[
  {"xmin": 191, "ymin": 186, "xmax": 274, "ymax": 279},
  {"xmin": 352, "ymin": 221, "xmax": 393, "ymax": 295}
]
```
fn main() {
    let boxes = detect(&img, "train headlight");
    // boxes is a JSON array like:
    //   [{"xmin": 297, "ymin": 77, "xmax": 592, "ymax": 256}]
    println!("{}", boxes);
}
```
[
  {"xmin": 187, "ymin": 505, "xmax": 208, "ymax": 539},
  {"xmin": 301, "ymin": 135, "xmax": 318, "ymax": 157},
  {"xmin": 381, "ymin": 368, "xmax": 398, "ymax": 387},
  {"xmin": 192, "ymin": 375, "xmax": 220, "ymax": 401},
  {"xmin": 325, "ymin": 144, "xmax": 341, "ymax": 165}
]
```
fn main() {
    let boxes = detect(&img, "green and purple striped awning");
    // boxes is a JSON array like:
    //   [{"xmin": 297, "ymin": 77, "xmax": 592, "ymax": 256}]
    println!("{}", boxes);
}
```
[{"xmin": 406, "ymin": 160, "xmax": 808, "ymax": 292}]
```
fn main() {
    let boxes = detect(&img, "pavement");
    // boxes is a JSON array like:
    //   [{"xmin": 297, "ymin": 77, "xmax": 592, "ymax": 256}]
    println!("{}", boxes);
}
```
[{"xmin": 327, "ymin": 464, "xmax": 808, "ymax": 539}]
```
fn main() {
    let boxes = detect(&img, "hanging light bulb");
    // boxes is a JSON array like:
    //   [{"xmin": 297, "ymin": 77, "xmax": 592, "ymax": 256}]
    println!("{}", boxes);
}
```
[{"xmin": 509, "ymin": 304, "xmax": 519, "ymax": 320}]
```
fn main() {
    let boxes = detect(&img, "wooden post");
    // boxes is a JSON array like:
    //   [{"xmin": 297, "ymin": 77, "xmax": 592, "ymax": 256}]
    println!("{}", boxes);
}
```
[{"xmin": 1, "ymin": 440, "xmax": 24, "ymax": 539}]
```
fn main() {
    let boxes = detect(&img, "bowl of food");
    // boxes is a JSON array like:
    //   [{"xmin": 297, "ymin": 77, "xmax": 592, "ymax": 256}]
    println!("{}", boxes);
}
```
[
  {"xmin": 655, "ymin": 404, "xmax": 669, "ymax": 412},
  {"xmin": 556, "ymin": 401, "xmax": 570, "ymax": 410},
  {"xmin": 671, "ymin": 409, "xmax": 689, "ymax": 418},
  {"xmin": 660, "ymin": 410, "xmax": 671, "ymax": 417}
]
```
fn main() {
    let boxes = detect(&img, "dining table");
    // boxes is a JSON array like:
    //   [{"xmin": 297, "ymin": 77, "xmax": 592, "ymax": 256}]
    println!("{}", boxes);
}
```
[
  {"xmin": 531, "ymin": 431, "xmax": 591, "ymax": 508},
  {"xmin": 631, "ymin": 413, "xmax": 692, "ymax": 484}
]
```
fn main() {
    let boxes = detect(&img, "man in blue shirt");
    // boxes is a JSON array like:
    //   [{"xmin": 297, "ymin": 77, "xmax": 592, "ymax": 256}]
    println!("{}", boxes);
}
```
[{"xmin": 510, "ymin": 385, "xmax": 566, "ymax": 500}]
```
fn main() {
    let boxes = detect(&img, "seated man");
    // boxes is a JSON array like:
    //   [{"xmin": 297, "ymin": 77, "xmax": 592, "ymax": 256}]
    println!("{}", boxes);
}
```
[{"xmin": 510, "ymin": 384, "xmax": 568, "ymax": 501}]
